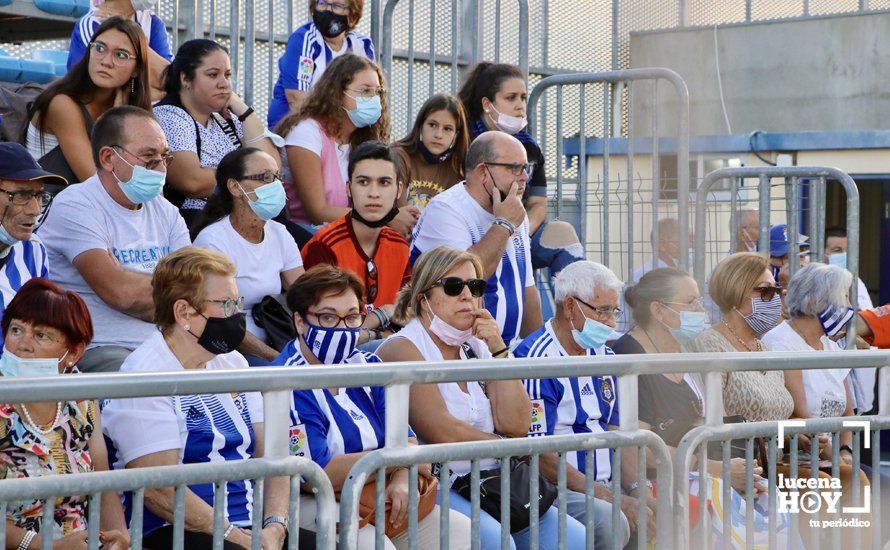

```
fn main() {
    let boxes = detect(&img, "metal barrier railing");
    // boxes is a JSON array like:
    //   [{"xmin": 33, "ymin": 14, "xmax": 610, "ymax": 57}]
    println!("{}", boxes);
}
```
[
  {"xmin": 0, "ymin": 351, "xmax": 887, "ymax": 549},
  {"xmin": 338, "ymin": 431, "xmax": 673, "ymax": 550},
  {"xmin": 527, "ymin": 68, "xmax": 691, "ymax": 276},
  {"xmin": 0, "ymin": 456, "xmax": 336, "ymax": 550},
  {"xmin": 694, "ymin": 165, "xmax": 861, "ymax": 345},
  {"xmin": 380, "ymin": 0, "xmax": 530, "ymax": 134},
  {"xmin": 674, "ymin": 416, "xmax": 887, "ymax": 550}
]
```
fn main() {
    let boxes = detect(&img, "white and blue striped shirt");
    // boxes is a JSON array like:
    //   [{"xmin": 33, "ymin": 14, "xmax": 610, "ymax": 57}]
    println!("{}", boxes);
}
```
[
  {"xmin": 0, "ymin": 236, "xmax": 48, "ymax": 349},
  {"xmin": 102, "ymin": 331, "xmax": 262, "ymax": 535},
  {"xmin": 515, "ymin": 320, "xmax": 619, "ymax": 480},
  {"xmin": 272, "ymin": 338, "xmax": 412, "ymax": 468},
  {"xmin": 267, "ymin": 21, "xmax": 376, "ymax": 127},
  {"xmin": 410, "ymin": 183, "xmax": 533, "ymax": 347}
]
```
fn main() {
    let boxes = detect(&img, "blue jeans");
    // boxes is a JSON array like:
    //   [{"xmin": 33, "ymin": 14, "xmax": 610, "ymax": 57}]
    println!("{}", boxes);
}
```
[
  {"xmin": 565, "ymin": 489, "xmax": 630, "ymax": 548},
  {"xmin": 442, "ymin": 489, "xmax": 587, "ymax": 550},
  {"xmin": 530, "ymin": 220, "xmax": 584, "ymax": 277}
]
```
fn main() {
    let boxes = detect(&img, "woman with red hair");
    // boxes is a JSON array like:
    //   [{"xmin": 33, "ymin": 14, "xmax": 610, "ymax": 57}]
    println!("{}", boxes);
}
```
[{"xmin": 0, "ymin": 278, "xmax": 129, "ymax": 550}]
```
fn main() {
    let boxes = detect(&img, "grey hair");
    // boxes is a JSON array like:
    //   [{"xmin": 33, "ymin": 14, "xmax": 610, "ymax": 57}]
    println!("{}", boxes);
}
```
[
  {"xmin": 785, "ymin": 262, "xmax": 853, "ymax": 318},
  {"xmin": 650, "ymin": 217, "xmax": 679, "ymax": 249},
  {"xmin": 553, "ymin": 260, "xmax": 623, "ymax": 305},
  {"xmin": 465, "ymin": 133, "xmax": 497, "ymax": 172}
]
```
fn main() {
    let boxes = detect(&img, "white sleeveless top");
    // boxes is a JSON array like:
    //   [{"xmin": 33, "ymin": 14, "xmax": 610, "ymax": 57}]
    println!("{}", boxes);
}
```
[
  {"xmin": 25, "ymin": 123, "xmax": 58, "ymax": 159},
  {"xmin": 386, "ymin": 318, "xmax": 498, "ymax": 475}
]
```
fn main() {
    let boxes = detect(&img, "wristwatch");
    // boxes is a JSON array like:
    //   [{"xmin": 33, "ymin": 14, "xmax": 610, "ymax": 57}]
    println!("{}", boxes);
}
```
[
  {"xmin": 626, "ymin": 480, "xmax": 654, "ymax": 494},
  {"xmin": 237, "ymin": 106, "xmax": 255, "ymax": 122},
  {"xmin": 492, "ymin": 217, "xmax": 516, "ymax": 237},
  {"xmin": 839, "ymin": 444, "xmax": 854, "ymax": 455},
  {"xmin": 263, "ymin": 515, "xmax": 289, "ymax": 532}
]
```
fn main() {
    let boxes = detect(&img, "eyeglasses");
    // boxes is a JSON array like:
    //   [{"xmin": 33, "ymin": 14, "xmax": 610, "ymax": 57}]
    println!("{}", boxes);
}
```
[
  {"xmin": 206, "ymin": 297, "xmax": 244, "ymax": 317},
  {"xmin": 316, "ymin": 0, "xmax": 349, "ymax": 13},
  {"xmin": 662, "ymin": 297, "xmax": 705, "ymax": 310},
  {"xmin": 90, "ymin": 41, "xmax": 137, "ymax": 63},
  {"xmin": 366, "ymin": 260, "xmax": 378, "ymax": 303},
  {"xmin": 752, "ymin": 285, "xmax": 782, "ymax": 302},
  {"xmin": 574, "ymin": 296, "xmax": 622, "ymax": 319},
  {"xmin": 241, "ymin": 172, "xmax": 282, "ymax": 184},
  {"xmin": 113, "ymin": 145, "xmax": 174, "ymax": 171},
  {"xmin": 345, "ymin": 87, "xmax": 386, "ymax": 100},
  {"xmin": 0, "ymin": 188, "xmax": 52, "ymax": 208},
  {"xmin": 431, "ymin": 277, "xmax": 487, "ymax": 298},
  {"xmin": 483, "ymin": 161, "xmax": 536, "ymax": 177},
  {"xmin": 307, "ymin": 310, "xmax": 367, "ymax": 329}
]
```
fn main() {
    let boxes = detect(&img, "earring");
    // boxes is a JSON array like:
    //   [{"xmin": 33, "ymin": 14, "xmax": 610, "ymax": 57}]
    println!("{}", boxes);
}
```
[
  {"xmin": 183, "ymin": 322, "xmax": 190, "ymax": 331},
  {"xmin": 130, "ymin": 77, "xmax": 135, "ymax": 94}
]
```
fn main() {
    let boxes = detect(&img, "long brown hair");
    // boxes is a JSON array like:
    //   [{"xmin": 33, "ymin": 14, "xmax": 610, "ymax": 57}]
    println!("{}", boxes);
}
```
[
  {"xmin": 274, "ymin": 54, "xmax": 389, "ymax": 149},
  {"xmin": 31, "ymin": 16, "xmax": 151, "ymax": 132},
  {"xmin": 457, "ymin": 62, "xmax": 524, "ymax": 123},
  {"xmin": 393, "ymin": 94, "xmax": 468, "ymax": 178}
]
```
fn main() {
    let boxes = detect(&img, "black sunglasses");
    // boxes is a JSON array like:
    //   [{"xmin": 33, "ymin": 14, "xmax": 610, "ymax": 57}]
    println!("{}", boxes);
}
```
[
  {"xmin": 431, "ymin": 277, "xmax": 486, "ymax": 298},
  {"xmin": 366, "ymin": 260, "xmax": 378, "ymax": 303},
  {"xmin": 753, "ymin": 285, "xmax": 782, "ymax": 301}
]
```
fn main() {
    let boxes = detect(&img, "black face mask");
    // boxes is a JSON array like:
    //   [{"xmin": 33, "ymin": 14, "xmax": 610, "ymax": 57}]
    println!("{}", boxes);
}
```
[
  {"xmin": 418, "ymin": 140, "xmax": 452, "ymax": 165},
  {"xmin": 189, "ymin": 312, "xmax": 247, "ymax": 355},
  {"xmin": 484, "ymin": 165, "xmax": 509, "ymax": 203},
  {"xmin": 313, "ymin": 9, "xmax": 349, "ymax": 38},
  {"xmin": 350, "ymin": 204, "xmax": 400, "ymax": 228}
]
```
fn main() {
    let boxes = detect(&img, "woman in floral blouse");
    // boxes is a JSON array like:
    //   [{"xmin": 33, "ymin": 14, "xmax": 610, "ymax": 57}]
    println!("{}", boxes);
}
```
[{"xmin": 0, "ymin": 278, "xmax": 128, "ymax": 550}]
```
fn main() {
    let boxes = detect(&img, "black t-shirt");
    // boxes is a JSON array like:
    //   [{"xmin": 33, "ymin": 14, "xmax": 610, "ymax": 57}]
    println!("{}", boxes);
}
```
[
  {"xmin": 521, "ymin": 139, "xmax": 547, "ymax": 202},
  {"xmin": 611, "ymin": 333, "xmax": 704, "ymax": 449}
]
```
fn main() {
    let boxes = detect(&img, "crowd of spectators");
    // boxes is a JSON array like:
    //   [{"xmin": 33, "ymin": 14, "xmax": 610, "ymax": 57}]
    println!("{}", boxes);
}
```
[{"xmin": 0, "ymin": 0, "xmax": 886, "ymax": 548}]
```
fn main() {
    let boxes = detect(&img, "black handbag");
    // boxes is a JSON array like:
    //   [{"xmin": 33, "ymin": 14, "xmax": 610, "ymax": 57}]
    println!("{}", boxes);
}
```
[
  {"xmin": 251, "ymin": 294, "xmax": 296, "ymax": 351},
  {"xmin": 452, "ymin": 457, "xmax": 558, "ymax": 533}
]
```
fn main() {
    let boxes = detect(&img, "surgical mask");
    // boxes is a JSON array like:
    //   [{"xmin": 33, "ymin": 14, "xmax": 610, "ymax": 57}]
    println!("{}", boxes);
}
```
[
  {"xmin": 350, "ymin": 204, "xmax": 399, "ymax": 228},
  {"xmin": 239, "ymin": 180, "xmax": 286, "ymax": 221},
  {"xmin": 130, "ymin": 0, "xmax": 158, "ymax": 10},
  {"xmin": 302, "ymin": 322, "xmax": 360, "ymax": 364},
  {"xmin": 740, "ymin": 228, "xmax": 757, "ymax": 252},
  {"xmin": 570, "ymin": 299, "xmax": 614, "ymax": 350},
  {"xmin": 112, "ymin": 149, "xmax": 166, "ymax": 204},
  {"xmin": 189, "ymin": 312, "xmax": 246, "ymax": 355},
  {"xmin": 818, "ymin": 304, "xmax": 855, "ymax": 338},
  {"xmin": 0, "ymin": 348, "xmax": 67, "ymax": 378},
  {"xmin": 418, "ymin": 138, "xmax": 452, "ymax": 164},
  {"xmin": 423, "ymin": 297, "xmax": 473, "ymax": 346},
  {"xmin": 312, "ymin": 9, "xmax": 349, "ymax": 38},
  {"xmin": 828, "ymin": 252, "xmax": 847, "ymax": 269},
  {"xmin": 0, "ymin": 224, "xmax": 17, "ymax": 246},
  {"xmin": 344, "ymin": 94, "xmax": 382, "ymax": 128},
  {"xmin": 739, "ymin": 294, "xmax": 783, "ymax": 337},
  {"xmin": 661, "ymin": 306, "xmax": 707, "ymax": 344},
  {"xmin": 485, "ymin": 104, "xmax": 527, "ymax": 135}
]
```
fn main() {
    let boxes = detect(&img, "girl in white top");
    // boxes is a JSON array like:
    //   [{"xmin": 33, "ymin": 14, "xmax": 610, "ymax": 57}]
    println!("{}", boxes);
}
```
[
  {"xmin": 192, "ymin": 148, "xmax": 304, "ymax": 364},
  {"xmin": 379, "ymin": 246, "xmax": 577, "ymax": 550}
]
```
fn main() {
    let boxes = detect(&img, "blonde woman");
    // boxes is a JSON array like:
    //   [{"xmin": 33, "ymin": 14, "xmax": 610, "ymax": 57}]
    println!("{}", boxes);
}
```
[{"xmin": 377, "ymin": 246, "xmax": 585, "ymax": 550}]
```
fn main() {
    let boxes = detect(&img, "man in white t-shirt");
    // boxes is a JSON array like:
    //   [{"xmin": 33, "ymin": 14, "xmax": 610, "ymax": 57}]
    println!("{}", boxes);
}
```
[
  {"xmin": 39, "ymin": 106, "xmax": 190, "ymax": 372},
  {"xmin": 410, "ymin": 131, "xmax": 542, "ymax": 348}
]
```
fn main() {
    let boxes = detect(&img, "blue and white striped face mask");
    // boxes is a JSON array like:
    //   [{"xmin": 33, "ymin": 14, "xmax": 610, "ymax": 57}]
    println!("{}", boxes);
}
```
[
  {"xmin": 302, "ymin": 322, "xmax": 360, "ymax": 364},
  {"xmin": 740, "ymin": 294, "xmax": 783, "ymax": 337},
  {"xmin": 818, "ymin": 305, "xmax": 855, "ymax": 338}
]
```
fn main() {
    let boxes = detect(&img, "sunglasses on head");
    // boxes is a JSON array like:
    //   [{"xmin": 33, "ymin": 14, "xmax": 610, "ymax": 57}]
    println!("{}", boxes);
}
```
[
  {"xmin": 753, "ymin": 285, "xmax": 782, "ymax": 301},
  {"xmin": 431, "ymin": 277, "xmax": 487, "ymax": 298}
]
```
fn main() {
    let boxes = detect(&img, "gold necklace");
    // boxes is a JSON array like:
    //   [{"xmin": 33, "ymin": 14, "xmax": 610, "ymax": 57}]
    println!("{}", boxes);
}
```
[{"xmin": 720, "ymin": 319, "xmax": 766, "ymax": 373}]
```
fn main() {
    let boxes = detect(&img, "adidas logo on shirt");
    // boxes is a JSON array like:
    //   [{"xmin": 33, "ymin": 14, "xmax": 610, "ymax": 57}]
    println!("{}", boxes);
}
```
[
  {"xmin": 580, "ymin": 383, "xmax": 594, "ymax": 396},
  {"xmin": 350, "ymin": 409, "xmax": 365, "ymax": 421}
]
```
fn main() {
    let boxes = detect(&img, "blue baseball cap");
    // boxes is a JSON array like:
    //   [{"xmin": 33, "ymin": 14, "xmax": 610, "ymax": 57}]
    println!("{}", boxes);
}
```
[
  {"xmin": 761, "ymin": 223, "xmax": 809, "ymax": 257},
  {"xmin": 0, "ymin": 142, "xmax": 67, "ymax": 187}
]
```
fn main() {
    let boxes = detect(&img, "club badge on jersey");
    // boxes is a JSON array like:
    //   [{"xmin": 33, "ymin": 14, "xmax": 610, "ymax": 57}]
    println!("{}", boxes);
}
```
[{"xmin": 600, "ymin": 377, "xmax": 615, "ymax": 403}]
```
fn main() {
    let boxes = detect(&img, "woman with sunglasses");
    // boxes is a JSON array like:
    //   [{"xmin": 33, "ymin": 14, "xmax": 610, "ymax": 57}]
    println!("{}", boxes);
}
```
[
  {"xmin": 103, "ymin": 247, "xmax": 290, "ymax": 550},
  {"xmin": 26, "ymin": 16, "xmax": 152, "ymax": 184},
  {"xmin": 457, "ymin": 62, "xmax": 582, "ymax": 277},
  {"xmin": 301, "ymin": 142, "xmax": 409, "ymax": 349},
  {"xmin": 686, "ymin": 252, "xmax": 794, "ymax": 422},
  {"xmin": 273, "ymin": 264, "xmax": 471, "ymax": 549},
  {"xmin": 192, "ymin": 148, "xmax": 304, "ymax": 365},
  {"xmin": 378, "ymin": 246, "xmax": 576, "ymax": 550}
]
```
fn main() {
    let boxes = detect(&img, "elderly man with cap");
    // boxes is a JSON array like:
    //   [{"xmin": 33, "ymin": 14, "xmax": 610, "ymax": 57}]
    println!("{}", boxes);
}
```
[
  {"xmin": 762, "ymin": 223, "xmax": 810, "ymax": 286},
  {"xmin": 0, "ymin": 143, "xmax": 62, "ymax": 347}
]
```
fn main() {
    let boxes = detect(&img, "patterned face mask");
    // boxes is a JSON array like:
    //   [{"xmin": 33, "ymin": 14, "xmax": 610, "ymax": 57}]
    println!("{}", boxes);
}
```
[{"xmin": 740, "ymin": 294, "xmax": 783, "ymax": 337}]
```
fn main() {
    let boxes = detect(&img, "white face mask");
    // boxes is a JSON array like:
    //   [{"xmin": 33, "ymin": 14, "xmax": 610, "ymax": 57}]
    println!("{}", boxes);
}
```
[
  {"xmin": 130, "ymin": 0, "xmax": 159, "ymax": 11},
  {"xmin": 423, "ymin": 296, "xmax": 473, "ymax": 346},
  {"xmin": 486, "ymin": 104, "xmax": 527, "ymax": 135}
]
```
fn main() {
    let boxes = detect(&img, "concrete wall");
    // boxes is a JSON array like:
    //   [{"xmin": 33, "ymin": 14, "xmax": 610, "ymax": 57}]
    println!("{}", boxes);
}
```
[{"xmin": 629, "ymin": 12, "xmax": 890, "ymax": 137}]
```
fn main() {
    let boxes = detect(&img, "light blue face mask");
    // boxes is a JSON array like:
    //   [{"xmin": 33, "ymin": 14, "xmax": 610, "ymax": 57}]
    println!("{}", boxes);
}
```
[
  {"xmin": 112, "ymin": 149, "xmax": 166, "ymax": 204},
  {"xmin": 344, "ymin": 93, "xmax": 383, "ymax": 128},
  {"xmin": 660, "ymin": 305, "xmax": 707, "ymax": 344},
  {"xmin": 828, "ymin": 252, "xmax": 847, "ymax": 269},
  {"xmin": 0, "ymin": 348, "xmax": 67, "ymax": 378},
  {"xmin": 570, "ymin": 298, "xmax": 614, "ymax": 350},
  {"xmin": 239, "ymin": 180, "xmax": 286, "ymax": 221},
  {"xmin": 0, "ymin": 224, "xmax": 17, "ymax": 246}
]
